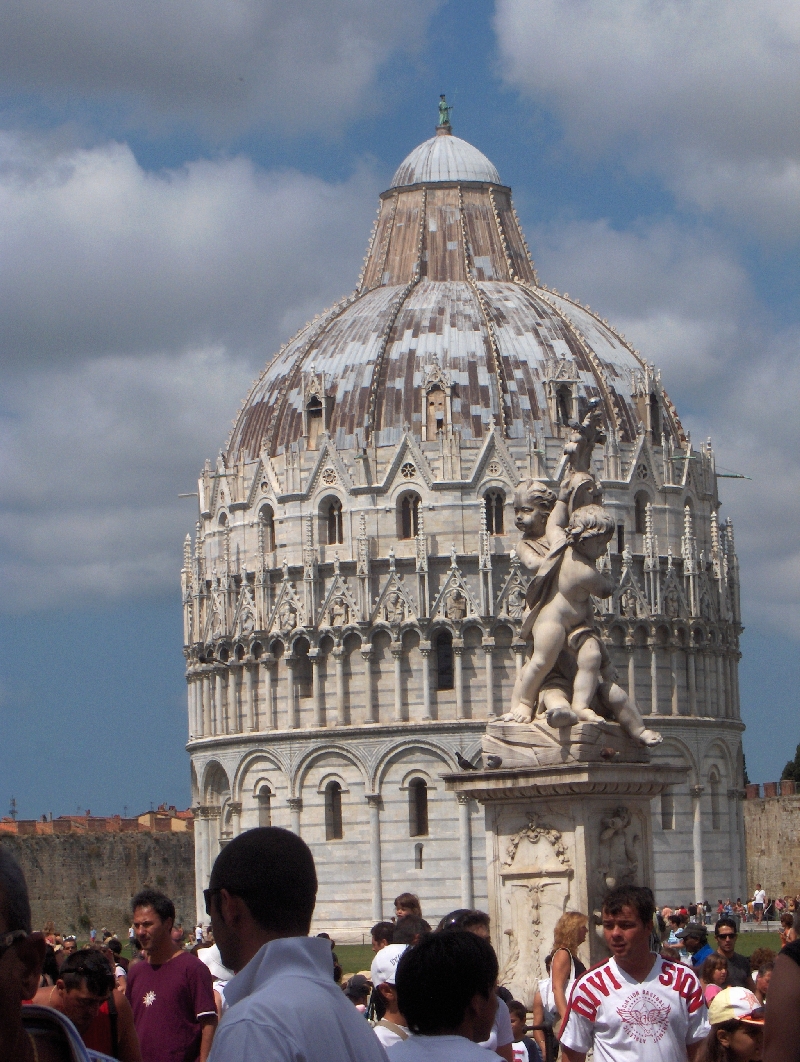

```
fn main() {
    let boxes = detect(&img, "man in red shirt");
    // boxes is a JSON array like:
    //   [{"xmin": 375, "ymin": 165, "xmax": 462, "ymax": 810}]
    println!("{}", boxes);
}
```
[{"xmin": 126, "ymin": 889, "xmax": 216, "ymax": 1062}]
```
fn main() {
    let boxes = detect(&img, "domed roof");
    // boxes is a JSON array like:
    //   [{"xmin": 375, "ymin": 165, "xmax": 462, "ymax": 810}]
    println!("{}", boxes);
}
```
[
  {"xmin": 390, "ymin": 130, "xmax": 501, "ymax": 188},
  {"xmin": 227, "ymin": 129, "xmax": 683, "ymax": 462}
]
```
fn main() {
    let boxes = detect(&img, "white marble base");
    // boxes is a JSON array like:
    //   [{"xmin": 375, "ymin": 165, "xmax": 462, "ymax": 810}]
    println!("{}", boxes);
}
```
[{"xmin": 445, "ymin": 761, "xmax": 686, "ymax": 1008}]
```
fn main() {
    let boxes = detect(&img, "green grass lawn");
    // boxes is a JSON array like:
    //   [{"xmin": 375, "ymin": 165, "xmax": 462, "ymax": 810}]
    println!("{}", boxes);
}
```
[
  {"xmin": 734, "ymin": 932, "xmax": 781, "ymax": 958},
  {"xmin": 336, "ymin": 944, "xmax": 375, "ymax": 975}
]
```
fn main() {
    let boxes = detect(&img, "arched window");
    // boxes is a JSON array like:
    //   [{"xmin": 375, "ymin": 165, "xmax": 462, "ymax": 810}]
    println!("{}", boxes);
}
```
[
  {"xmin": 617, "ymin": 524, "xmax": 625, "ymax": 554},
  {"xmin": 414, "ymin": 842, "xmax": 424, "ymax": 870},
  {"xmin": 307, "ymin": 396, "xmax": 323, "ymax": 450},
  {"xmin": 326, "ymin": 500, "xmax": 344, "ymax": 545},
  {"xmin": 325, "ymin": 780, "xmax": 343, "ymax": 840},
  {"xmin": 400, "ymin": 494, "xmax": 420, "ymax": 539},
  {"xmin": 257, "ymin": 786, "xmax": 272, "ymax": 828},
  {"xmin": 218, "ymin": 511, "xmax": 228, "ymax": 527},
  {"xmin": 426, "ymin": 386, "xmax": 446, "ymax": 437},
  {"xmin": 649, "ymin": 393, "xmax": 661, "ymax": 439},
  {"xmin": 710, "ymin": 772, "xmax": 721, "ymax": 831},
  {"xmin": 556, "ymin": 386, "xmax": 572, "ymax": 427},
  {"xmin": 435, "ymin": 631, "xmax": 454, "ymax": 690},
  {"xmin": 634, "ymin": 492, "xmax": 649, "ymax": 535},
  {"xmin": 259, "ymin": 505, "xmax": 276, "ymax": 552},
  {"xmin": 661, "ymin": 788, "xmax": 674, "ymax": 831},
  {"xmin": 485, "ymin": 490, "xmax": 505, "ymax": 535},
  {"xmin": 408, "ymin": 778, "xmax": 429, "ymax": 837}
]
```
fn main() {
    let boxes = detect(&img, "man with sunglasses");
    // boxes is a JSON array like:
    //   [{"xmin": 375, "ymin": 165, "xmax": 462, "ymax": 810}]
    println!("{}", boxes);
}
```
[
  {"xmin": 713, "ymin": 918, "xmax": 751, "ymax": 988},
  {"xmin": 204, "ymin": 826, "xmax": 387, "ymax": 1062}
]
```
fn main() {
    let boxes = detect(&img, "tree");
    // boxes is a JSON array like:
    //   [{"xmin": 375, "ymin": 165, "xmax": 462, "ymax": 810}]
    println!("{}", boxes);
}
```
[{"xmin": 781, "ymin": 743, "xmax": 800, "ymax": 784}]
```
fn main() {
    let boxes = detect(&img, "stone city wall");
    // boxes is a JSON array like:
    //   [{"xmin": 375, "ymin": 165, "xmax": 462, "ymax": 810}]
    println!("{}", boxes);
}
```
[
  {"xmin": 743, "ymin": 780, "xmax": 800, "ymax": 897},
  {"xmin": 0, "ymin": 818, "xmax": 196, "ymax": 934}
]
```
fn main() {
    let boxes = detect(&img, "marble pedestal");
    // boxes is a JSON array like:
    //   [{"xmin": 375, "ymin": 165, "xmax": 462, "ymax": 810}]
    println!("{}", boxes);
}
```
[{"xmin": 444, "ymin": 758, "xmax": 686, "ymax": 1008}]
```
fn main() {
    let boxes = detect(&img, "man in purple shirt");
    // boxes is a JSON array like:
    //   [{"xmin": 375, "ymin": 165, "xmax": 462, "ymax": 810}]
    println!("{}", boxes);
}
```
[{"xmin": 126, "ymin": 888, "xmax": 216, "ymax": 1062}]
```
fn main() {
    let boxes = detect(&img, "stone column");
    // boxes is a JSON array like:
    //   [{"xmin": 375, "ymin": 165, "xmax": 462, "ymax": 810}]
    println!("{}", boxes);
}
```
[
  {"xmin": 288, "ymin": 797, "xmax": 302, "ymax": 835},
  {"xmin": 334, "ymin": 647, "xmax": 346, "ymax": 727},
  {"xmin": 454, "ymin": 640, "xmax": 465, "ymax": 720},
  {"xmin": 513, "ymin": 643, "xmax": 526, "ymax": 681},
  {"xmin": 420, "ymin": 645, "xmax": 432, "ymax": 721},
  {"xmin": 205, "ymin": 806, "xmax": 222, "ymax": 883},
  {"xmin": 727, "ymin": 788, "xmax": 742, "ymax": 898},
  {"xmin": 670, "ymin": 643, "xmax": 680, "ymax": 716},
  {"xmin": 228, "ymin": 801, "xmax": 242, "ymax": 838},
  {"xmin": 187, "ymin": 677, "xmax": 197, "ymax": 739},
  {"xmin": 227, "ymin": 667, "xmax": 240, "ymax": 733},
  {"xmin": 717, "ymin": 652, "xmax": 726, "ymax": 718},
  {"xmin": 691, "ymin": 785, "xmax": 705, "ymax": 904},
  {"xmin": 626, "ymin": 632, "xmax": 636, "ymax": 701},
  {"xmin": 285, "ymin": 658, "xmax": 296, "ymax": 730},
  {"xmin": 361, "ymin": 646, "xmax": 374, "ymax": 724},
  {"xmin": 262, "ymin": 657, "xmax": 275, "ymax": 731},
  {"xmin": 392, "ymin": 645, "xmax": 403, "ymax": 723},
  {"xmin": 202, "ymin": 672, "xmax": 212, "ymax": 735},
  {"xmin": 648, "ymin": 638, "xmax": 659, "ymax": 715},
  {"xmin": 687, "ymin": 648, "xmax": 697, "ymax": 716},
  {"xmin": 310, "ymin": 649, "xmax": 323, "ymax": 728},
  {"xmin": 457, "ymin": 794, "xmax": 474, "ymax": 908},
  {"xmin": 484, "ymin": 642, "xmax": 495, "ymax": 719},
  {"xmin": 366, "ymin": 794, "xmax": 384, "ymax": 921},
  {"xmin": 215, "ymin": 670, "xmax": 227, "ymax": 734},
  {"xmin": 244, "ymin": 664, "xmax": 256, "ymax": 731},
  {"xmin": 193, "ymin": 807, "xmax": 207, "ymax": 920},
  {"xmin": 704, "ymin": 651, "xmax": 713, "ymax": 717}
]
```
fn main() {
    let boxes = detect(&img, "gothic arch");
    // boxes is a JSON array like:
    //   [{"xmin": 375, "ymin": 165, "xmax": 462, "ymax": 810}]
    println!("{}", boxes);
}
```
[
  {"xmin": 232, "ymin": 749, "xmax": 287, "ymax": 800},
  {"xmin": 372, "ymin": 740, "xmax": 458, "ymax": 793}
]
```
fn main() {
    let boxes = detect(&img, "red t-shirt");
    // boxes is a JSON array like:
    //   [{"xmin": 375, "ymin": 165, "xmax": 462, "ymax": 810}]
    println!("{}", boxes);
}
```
[
  {"xmin": 126, "ymin": 951, "xmax": 216, "ymax": 1062},
  {"xmin": 84, "ymin": 999, "xmax": 113, "ymax": 1057}
]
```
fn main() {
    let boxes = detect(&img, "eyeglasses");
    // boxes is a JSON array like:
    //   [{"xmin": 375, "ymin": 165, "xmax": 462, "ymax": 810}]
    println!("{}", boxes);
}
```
[{"xmin": 716, "ymin": 932, "xmax": 736, "ymax": 940}]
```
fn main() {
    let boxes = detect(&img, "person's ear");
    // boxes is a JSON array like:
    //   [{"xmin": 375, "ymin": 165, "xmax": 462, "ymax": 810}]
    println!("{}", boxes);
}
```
[
  {"xmin": 716, "ymin": 1029, "xmax": 731, "ymax": 1049},
  {"xmin": 217, "ymin": 889, "xmax": 247, "ymax": 926}
]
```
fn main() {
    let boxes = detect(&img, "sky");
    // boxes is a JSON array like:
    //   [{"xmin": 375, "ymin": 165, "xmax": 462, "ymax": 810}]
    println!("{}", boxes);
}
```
[{"xmin": 1, "ymin": 0, "xmax": 799, "ymax": 819}]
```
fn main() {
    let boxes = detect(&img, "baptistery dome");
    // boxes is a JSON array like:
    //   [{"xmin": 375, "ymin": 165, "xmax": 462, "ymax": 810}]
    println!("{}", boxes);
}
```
[{"xmin": 184, "ymin": 118, "xmax": 745, "ymax": 935}]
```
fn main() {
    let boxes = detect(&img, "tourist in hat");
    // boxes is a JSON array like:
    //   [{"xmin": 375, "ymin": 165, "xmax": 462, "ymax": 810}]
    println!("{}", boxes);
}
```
[
  {"xmin": 678, "ymin": 923, "xmax": 714, "ymax": 971},
  {"xmin": 698, "ymin": 987, "xmax": 764, "ymax": 1061},
  {"xmin": 370, "ymin": 942, "xmax": 409, "ymax": 1048}
]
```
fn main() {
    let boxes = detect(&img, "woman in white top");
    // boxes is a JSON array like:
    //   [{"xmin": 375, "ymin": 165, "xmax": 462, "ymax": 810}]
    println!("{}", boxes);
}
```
[{"xmin": 549, "ymin": 911, "xmax": 588, "ymax": 1037}]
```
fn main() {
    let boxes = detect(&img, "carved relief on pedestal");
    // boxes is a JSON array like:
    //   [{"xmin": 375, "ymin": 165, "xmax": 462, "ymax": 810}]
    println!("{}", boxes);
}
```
[{"xmin": 498, "ymin": 813, "xmax": 574, "ymax": 1008}]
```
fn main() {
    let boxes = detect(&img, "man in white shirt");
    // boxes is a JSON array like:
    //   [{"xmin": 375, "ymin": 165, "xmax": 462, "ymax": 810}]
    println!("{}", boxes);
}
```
[
  {"xmin": 753, "ymin": 884, "xmax": 766, "ymax": 923},
  {"xmin": 389, "ymin": 929, "xmax": 502, "ymax": 1061},
  {"xmin": 560, "ymin": 885, "xmax": 710, "ymax": 1062},
  {"xmin": 205, "ymin": 826, "xmax": 388, "ymax": 1062}
]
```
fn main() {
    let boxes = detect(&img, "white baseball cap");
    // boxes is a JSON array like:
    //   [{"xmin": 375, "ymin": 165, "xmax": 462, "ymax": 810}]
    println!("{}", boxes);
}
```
[
  {"xmin": 198, "ymin": 943, "xmax": 234, "ymax": 983},
  {"xmin": 370, "ymin": 943, "xmax": 408, "ymax": 986}
]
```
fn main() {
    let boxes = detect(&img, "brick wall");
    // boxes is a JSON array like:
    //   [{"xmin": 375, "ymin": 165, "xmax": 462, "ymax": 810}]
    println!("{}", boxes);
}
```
[{"xmin": 743, "ymin": 781, "xmax": 800, "ymax": 897}]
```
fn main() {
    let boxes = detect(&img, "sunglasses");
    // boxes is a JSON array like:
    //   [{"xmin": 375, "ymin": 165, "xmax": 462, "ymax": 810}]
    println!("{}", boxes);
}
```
[
  {"xmin": 716, "ymin": 932, "xmax": 736, "ymax": 940},
  {"xmin": 203, "ymin": 886, "xmax": 251, "ymax": 915}
]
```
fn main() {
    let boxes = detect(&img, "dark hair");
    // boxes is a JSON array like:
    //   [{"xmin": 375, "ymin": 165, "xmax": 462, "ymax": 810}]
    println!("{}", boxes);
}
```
[
  {"xmin": 757, "ymin": 961, "xmax": 774, "ymax": 978},
  {"xmin": 439, "ymin": 909, "xmax": 491, "ymax": 933},
  {"xmin": 209, "ymin": 827, "xmax": 317, "ymax": 934},
  {"xmin": 714, "ymin": 917, "xmax": 737, "ymax": 937},
  {"xmin": 396, "ymin": 930, "xmax": 498, "ymax": 1035},
  {"xmin": 371, "ymin": 921, "xmax": 394, "ymax": 944},
  {"xmin": 106, "ymin": 938, "xmax": 122, "ymax": 955},
  {"xmin": 394, "ymin": 892, "xmax": 422, "ymax": 917},
  {"xmin": 132, "ymin": 889, "xmax": 175, "ymax": 924},
  {"xmin": 507, "ymin": 1000, "xmax": 527, "ymax": 1022},
  {"xmin": 60, "ymin": 951, "xmax": 115, "ymax": 997},
  {"xmin": 700, "ymin": 954, "xmax": 727, "ymax": 982},
  {"xmin": 393, "ymin": 916, "xmax": 428, "ymax": 944},
  {"xmin": 601, "ymin": 885, "xmax": 656, "ymax": 926},
  {"xmin": 0, "ymin": 847, "xmax": 32, "ymax": 933}
]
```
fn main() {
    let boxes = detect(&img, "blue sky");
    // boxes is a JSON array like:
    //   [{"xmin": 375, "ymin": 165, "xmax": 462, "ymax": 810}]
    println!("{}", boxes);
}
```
[{"xmin": 1, "ymin": 0, "xmax": 798, "ymax": 818}]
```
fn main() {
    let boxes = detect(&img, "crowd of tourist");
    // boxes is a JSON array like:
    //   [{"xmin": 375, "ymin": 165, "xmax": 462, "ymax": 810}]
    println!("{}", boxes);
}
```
[{"xmin": 1, "ymin": 839, "xmax": 800, "ymax": 1062}]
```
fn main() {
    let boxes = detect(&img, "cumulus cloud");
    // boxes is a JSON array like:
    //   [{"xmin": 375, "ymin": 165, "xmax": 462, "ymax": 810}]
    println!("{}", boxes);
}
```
[
  {"xmin": 0, "ymin": 132, "xmax": 379, "ymax": 369},
  {"xmin": 532, "ymin": 215, "xmax": 800, "ymax": 636},
  {"xmin": 495, "ymin": 0, "xmax": 800, "ymax": 236},
  {"xmin": 0, "ymin": 0, "xmax": 438, "ymax": 136},
  {"xmin": 0, "ymin": 129, "xmax": 386, "ymax": 611}
]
